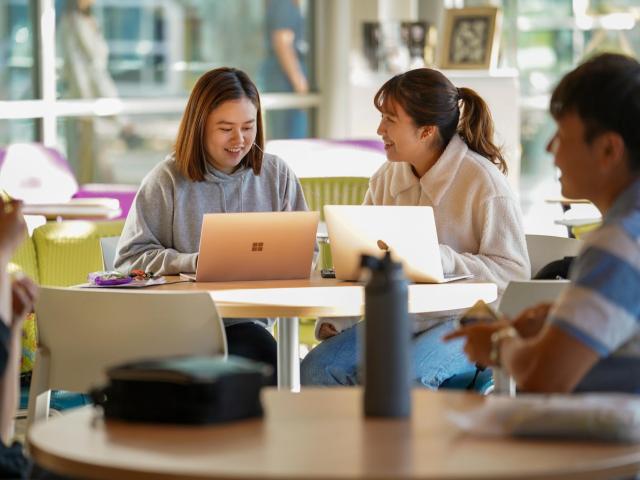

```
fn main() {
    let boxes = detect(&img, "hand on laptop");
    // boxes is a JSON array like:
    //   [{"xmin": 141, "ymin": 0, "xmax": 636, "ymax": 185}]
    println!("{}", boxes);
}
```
[{"xmin": 318, "ymin": 322, "xmax": 339, "ymax": 340}]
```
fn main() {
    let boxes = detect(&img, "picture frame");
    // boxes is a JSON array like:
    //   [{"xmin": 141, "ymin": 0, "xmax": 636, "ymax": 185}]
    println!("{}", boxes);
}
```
[
  {"xmin": 439, "ymin": 7, "xmax": 502, "ymax": 70},
  {"xmin": 362, "ymin": 21, "xmax": 435, "ymax": 73}
]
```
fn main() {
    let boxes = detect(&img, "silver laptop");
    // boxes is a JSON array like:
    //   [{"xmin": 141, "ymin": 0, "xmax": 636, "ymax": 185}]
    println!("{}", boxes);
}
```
[
  {"xmin": 181, "ymin": 211, "xmax": 319, "ymax": 282},
  {"xmin": 324, "ymin": 205, "xmax": 472, "ymax": 283}
]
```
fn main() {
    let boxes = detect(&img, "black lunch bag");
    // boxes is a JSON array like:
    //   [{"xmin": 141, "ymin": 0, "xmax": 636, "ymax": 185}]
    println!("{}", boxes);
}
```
[{"xmin": 91, "ymin": 355, "xmax": 271, "ymax": 425}]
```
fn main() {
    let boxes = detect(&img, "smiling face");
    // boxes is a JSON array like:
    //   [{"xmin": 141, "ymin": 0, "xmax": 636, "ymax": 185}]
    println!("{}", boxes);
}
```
[
  {"xmin": 204, "ymin": 97, "xmax": 257, "ymax": 174},
  {"xmin": 376, "ymin": 99, "xmax": 426, "ymax": 164},
  {"xmin": 547, "ymin": 112, "xmax": 600, "ymax": 200}
]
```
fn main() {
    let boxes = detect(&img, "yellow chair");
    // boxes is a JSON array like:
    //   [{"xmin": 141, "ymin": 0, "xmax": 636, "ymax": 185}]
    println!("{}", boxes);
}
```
[
  {"xmin": 32, "ymin": 220, "xmax": 125, "ymax": 286},
  {"xmin": 300, "ymin": 177, "xmax": 370, "ymax": 221},
  {"xmin": 571, "ymin": 221, "xmax": 601, "ymax": 240},
  {"xmin": 299, "ymin": 177, "xmax": 370, "ymax": 271},
  {"xmin": 10, "ymin": 220, "xmax": 125, "ymax": 375},
  {"xmin": 298, "ymin": 177, "xmax": 370, "ymax": 349}
]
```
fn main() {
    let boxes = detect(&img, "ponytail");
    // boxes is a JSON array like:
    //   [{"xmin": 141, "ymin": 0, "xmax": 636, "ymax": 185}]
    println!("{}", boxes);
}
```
[
  {"xmin": 374, "ymin": 69, "xmax": 508, "ymax": 176},
  {"xmin": 457, "ymin": 87, "xmax": 507, "ymax": 175}
]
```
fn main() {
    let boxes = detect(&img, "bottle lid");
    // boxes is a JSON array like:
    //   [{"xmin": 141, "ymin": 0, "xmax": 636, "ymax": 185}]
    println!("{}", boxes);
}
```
[{"xmin": 360, "ymin": 251, "xmax": 402, "ymax": 273}]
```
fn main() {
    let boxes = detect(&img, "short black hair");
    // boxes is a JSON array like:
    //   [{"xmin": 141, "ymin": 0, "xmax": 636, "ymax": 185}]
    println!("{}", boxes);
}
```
[{"xmin": 550, "ymin": 53, "xmax": 640, "ymax": 172}]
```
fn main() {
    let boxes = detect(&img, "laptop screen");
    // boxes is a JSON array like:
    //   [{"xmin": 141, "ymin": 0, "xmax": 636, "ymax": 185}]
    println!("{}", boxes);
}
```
[
  {"xmin": 187, "ymin": 211, "xmax": 319, "ymax": 282},
  {"xmin": 324, "ymin": 205, "xmax": 448, "ymax": 283}
]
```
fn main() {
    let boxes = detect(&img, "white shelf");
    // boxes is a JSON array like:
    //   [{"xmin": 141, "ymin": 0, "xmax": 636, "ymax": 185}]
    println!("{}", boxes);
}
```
[{"xmin": 517, "ymin": 13, "xmax": 636, "ymax": 32}]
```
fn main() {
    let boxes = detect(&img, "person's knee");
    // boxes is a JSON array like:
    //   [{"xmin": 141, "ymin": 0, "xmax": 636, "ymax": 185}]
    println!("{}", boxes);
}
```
[
  {"xmin": 411, "ymin": 322, "xmax": 474, "ymax": 389},
  {"xmin": 301, "ymin": 344, "xmax": 357, "ymax": 386},
  {"xmin": 226, "ymin": 323, "xmax": 277, "ymax": 368},
  {"xmin": 300, "ymin": 346, "xmax": 332, "ymax": 385}
]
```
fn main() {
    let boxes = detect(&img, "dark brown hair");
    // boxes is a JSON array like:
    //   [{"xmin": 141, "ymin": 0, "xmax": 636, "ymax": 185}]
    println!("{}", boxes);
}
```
[
  {"xmin": 374, "ymin": 68, "xmax": 507, "ymax": 174},
  {"xmin": 175, "ymin": 67, "xmax": 264, "ymax": 181},
  {"xmin": 551, "ymin": 53, "xmax": 640, "ymax": 172}
]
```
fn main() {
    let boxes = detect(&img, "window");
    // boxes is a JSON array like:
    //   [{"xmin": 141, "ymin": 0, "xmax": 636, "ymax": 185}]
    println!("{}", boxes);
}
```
[
  {"xmin": 1, "ymin": 0, "xmax": 319, "ymax": 184},
  {"xmin": 0, "ymin": 0, "xmax": 34, "ymax": 101}
]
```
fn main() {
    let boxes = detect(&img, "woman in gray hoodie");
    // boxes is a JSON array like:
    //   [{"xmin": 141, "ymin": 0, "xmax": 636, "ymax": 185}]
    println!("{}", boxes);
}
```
[{"xmin": 115, "ymin": 67, "xmax": 310, "ymax": 382}]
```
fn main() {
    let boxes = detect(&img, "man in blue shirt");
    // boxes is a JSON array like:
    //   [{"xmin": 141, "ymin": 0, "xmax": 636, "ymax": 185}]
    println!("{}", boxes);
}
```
[{"xmin": 447, "ymin": 53, "xmax": 640, "ymax": 393}]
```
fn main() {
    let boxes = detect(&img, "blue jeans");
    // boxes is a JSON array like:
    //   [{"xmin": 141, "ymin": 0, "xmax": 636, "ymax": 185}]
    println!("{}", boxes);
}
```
[{"xmin": 301, "ymin": 319, "xmax": 474, "ymax": 389}]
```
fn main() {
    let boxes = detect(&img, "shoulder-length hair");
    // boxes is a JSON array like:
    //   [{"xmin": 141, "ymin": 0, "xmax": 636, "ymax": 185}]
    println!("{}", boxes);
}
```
[
  {"xmin": 175, "ymin": 67, "xmax": 264, "ymax": 181},
  {"xmin": 374, "ymin": 68, "xmax": 507, "ymax": 174}
]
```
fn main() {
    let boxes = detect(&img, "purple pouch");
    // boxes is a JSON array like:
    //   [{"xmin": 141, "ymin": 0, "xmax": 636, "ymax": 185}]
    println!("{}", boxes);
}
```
[{"xmin": 88, "ymin": 271, "xmax": 133, "ymax": 286}]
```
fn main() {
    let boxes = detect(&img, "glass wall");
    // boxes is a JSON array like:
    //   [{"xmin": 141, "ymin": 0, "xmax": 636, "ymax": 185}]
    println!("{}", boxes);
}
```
[
  {"xmin": 0, "ymin": 119, "xmax": 36, "ymax": 145},
  {"xmin": 500, "ymin": 0, "xmax": 640, "ymax": 177},
  {"xmin": 493, "ymin": 0, "xmax": 640, "ymax": 232},
  {"xmin": 2, "ymin": 0, "xmax": 318, "ymax": 184},
  {"xmin": 0, "ymin": 0, "xmax": 34, "ymax": 100}
]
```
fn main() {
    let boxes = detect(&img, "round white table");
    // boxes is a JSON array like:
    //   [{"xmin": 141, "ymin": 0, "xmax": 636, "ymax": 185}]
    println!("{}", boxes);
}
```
[
  {"xmin": 29, "ymin": 388, "xmax": 640, "ymax": 480},
  {"xmin": 156, "ymin": 275, "xmax": 497, "ymax": 391}
]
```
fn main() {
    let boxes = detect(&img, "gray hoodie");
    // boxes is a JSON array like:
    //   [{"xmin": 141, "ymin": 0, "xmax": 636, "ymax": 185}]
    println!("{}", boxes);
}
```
[{"xmin": 115, "ymin": 152, "xmax": 310, "ymax": 277}]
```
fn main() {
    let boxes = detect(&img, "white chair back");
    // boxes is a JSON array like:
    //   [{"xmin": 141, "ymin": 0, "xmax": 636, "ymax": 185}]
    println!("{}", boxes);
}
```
[
  {"xmin": 100, "ymin": 236, "xmax": 120, "ymax": 271},
  {"xmin": 499, "ymin": 280, "xmax": 570, "ymax": 318},
  {"xmin": 495, "ymin": 280, "xmax": 570, "ymax": 396},
  {"xmin": 525, "ymin": 234, "xmax": 583, "ymax": 278},
  {"xmin": 28, "ymin": 287, "xmax": 226, "ymax": 425}
]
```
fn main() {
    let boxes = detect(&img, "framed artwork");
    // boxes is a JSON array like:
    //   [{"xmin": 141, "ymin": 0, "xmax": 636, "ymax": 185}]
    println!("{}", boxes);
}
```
[
  {"xmin": 439, "ymin": 7, "xmax": 502, "ymax": 70},
  {"xmin": 362, "ymin": 21, "xmax": 435, "ymax": 72}
]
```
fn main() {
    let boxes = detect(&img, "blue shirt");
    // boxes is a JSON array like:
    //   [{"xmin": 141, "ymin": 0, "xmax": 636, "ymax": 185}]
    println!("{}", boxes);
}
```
[
  {"xmin": 548, "ymin": 177, "xmax": 640, "ymax": 392},
  {"xmin": 261, "ymin": 0, "xmax": 307, "ymax": 92}
]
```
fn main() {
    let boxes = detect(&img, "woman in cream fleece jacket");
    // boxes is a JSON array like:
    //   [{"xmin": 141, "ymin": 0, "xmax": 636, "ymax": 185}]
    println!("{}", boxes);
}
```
[
  {"xmin": 301, "ymin": 68, "xmax": 529, "ymax": 389},
  {"xmin": 116, "ymin": 68, "xmax": 309, "ymax": 384}
]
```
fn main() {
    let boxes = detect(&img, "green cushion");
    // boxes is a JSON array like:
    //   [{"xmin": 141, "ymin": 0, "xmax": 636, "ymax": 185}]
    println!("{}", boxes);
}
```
[
  {"xmin": 300, "ymin": 177, "xmax": 369, "ymax": 270},
  {"xmin": 299, "ymin": 177, "xmax": 370, "ymax": 221},
  {"xmin": 9, "ymin": 235, "xmax": 39, "ymax": 283},
  {"xmin": 33, "ymin": 220, "xmax": 125, "ymax": 287},
  {"xmin": 8, "ymin": 237, "xmax": 40, "ymax": 374}
]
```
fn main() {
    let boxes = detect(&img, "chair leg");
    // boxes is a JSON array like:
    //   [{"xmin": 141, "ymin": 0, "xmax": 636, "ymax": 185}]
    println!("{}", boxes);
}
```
[
  {"xmin": 492, "ymin": 368, "xmax": 516, "ymax": 396},
  {"xmin": 27, "ymin": 349, "xmax": 51, "ymax": 429},
  {"xmin": 276, "ymin": 317, "xmax": 300, "ymax": 392}
]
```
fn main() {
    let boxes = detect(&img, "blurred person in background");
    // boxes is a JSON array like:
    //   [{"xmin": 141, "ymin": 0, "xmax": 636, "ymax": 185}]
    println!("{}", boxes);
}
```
[
  {"xmin": 59, "ymin": 0, "xmax": 140, "ymax": 183},
  {"xmin": 260, "ymin": 0, "xmax": 309, "ymax": 139}
]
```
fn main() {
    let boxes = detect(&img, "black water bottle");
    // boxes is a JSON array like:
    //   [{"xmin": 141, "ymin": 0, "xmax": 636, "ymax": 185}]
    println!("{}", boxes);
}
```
[{"xmin": 361, "ymin": 252, "xmax": 411, "ymax": 418}]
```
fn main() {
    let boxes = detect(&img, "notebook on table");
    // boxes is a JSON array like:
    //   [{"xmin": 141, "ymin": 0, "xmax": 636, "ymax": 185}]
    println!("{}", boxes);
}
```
[
  {"xmin": 180, "ymin": 211, "xmax": 319, "ymax": 282},
  {"xmin": 324, "ymin": 205, "xmax": 472, "ymax": 284}
]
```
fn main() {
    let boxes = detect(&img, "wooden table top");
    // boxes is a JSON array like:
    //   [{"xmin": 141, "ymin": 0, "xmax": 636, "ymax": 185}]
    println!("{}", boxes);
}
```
[
  {"xmin": 155, "ymin": 275, "xmax": 497, "ymax": 318},
  {"xmin": 29, "ymin": 388, "xmax": 640, "ymax": 480}
]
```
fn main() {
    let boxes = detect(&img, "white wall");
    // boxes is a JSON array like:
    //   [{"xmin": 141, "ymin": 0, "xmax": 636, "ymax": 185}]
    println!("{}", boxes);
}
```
[
  {"xmin": 345, "ymin": 70, "xmax": 521, "ymax": 191},
  {"xmin": 318, "ymin": 1, "xmax": 521, "ymax": 192}
]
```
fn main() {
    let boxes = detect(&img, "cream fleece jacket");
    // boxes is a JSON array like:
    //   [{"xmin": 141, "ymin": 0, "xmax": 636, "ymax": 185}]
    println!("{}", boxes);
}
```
[{"xmin": 317, "ymin": 134, "xmax": 530, "ymax": 337}]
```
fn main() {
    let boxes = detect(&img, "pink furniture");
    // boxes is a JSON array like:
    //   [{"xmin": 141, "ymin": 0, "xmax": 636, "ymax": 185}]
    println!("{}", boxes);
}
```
[{"xmin": 0, "ymin": 143, "xmax": 136, "ymax": 220}]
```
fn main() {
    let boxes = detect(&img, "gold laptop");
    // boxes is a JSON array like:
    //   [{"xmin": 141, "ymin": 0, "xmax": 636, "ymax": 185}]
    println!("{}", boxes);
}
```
[
  {"xmin": 324, "ymin": 205, "xmax": 472, "ymax": 283},
  {"xmin": 181, "ymin": 211, "xmax": 319, "ymax": 282}
]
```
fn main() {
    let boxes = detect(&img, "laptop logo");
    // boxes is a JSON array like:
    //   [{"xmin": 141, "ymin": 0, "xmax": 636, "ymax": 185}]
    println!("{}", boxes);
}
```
[
  {"xmin": 377, "ymin": 239, "xmax": 390, "ymax": 251},
  {"xmin": 251, "ymin": 242, "xmax": 264, "ymax": 252}
]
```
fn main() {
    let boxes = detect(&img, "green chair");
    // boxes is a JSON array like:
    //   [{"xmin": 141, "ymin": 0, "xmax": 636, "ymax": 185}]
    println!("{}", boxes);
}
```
[
  {"xmin": 300, "ymin": 177, "xmax": 370, "ymax": 221},
  {"xmin": 32, "ymin": 220, "xmax": 125, "ymax": 286},
  {"xmin": 299, "ymin": 177, "xmax": 370, "ymax": 271},
  {"xmin": 298, "ymin": 177, "xmax": 370, "ymax": 349},
  {"xmin": 10, "ymin": 220, "xmax": 126, "ymax": 414}
]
